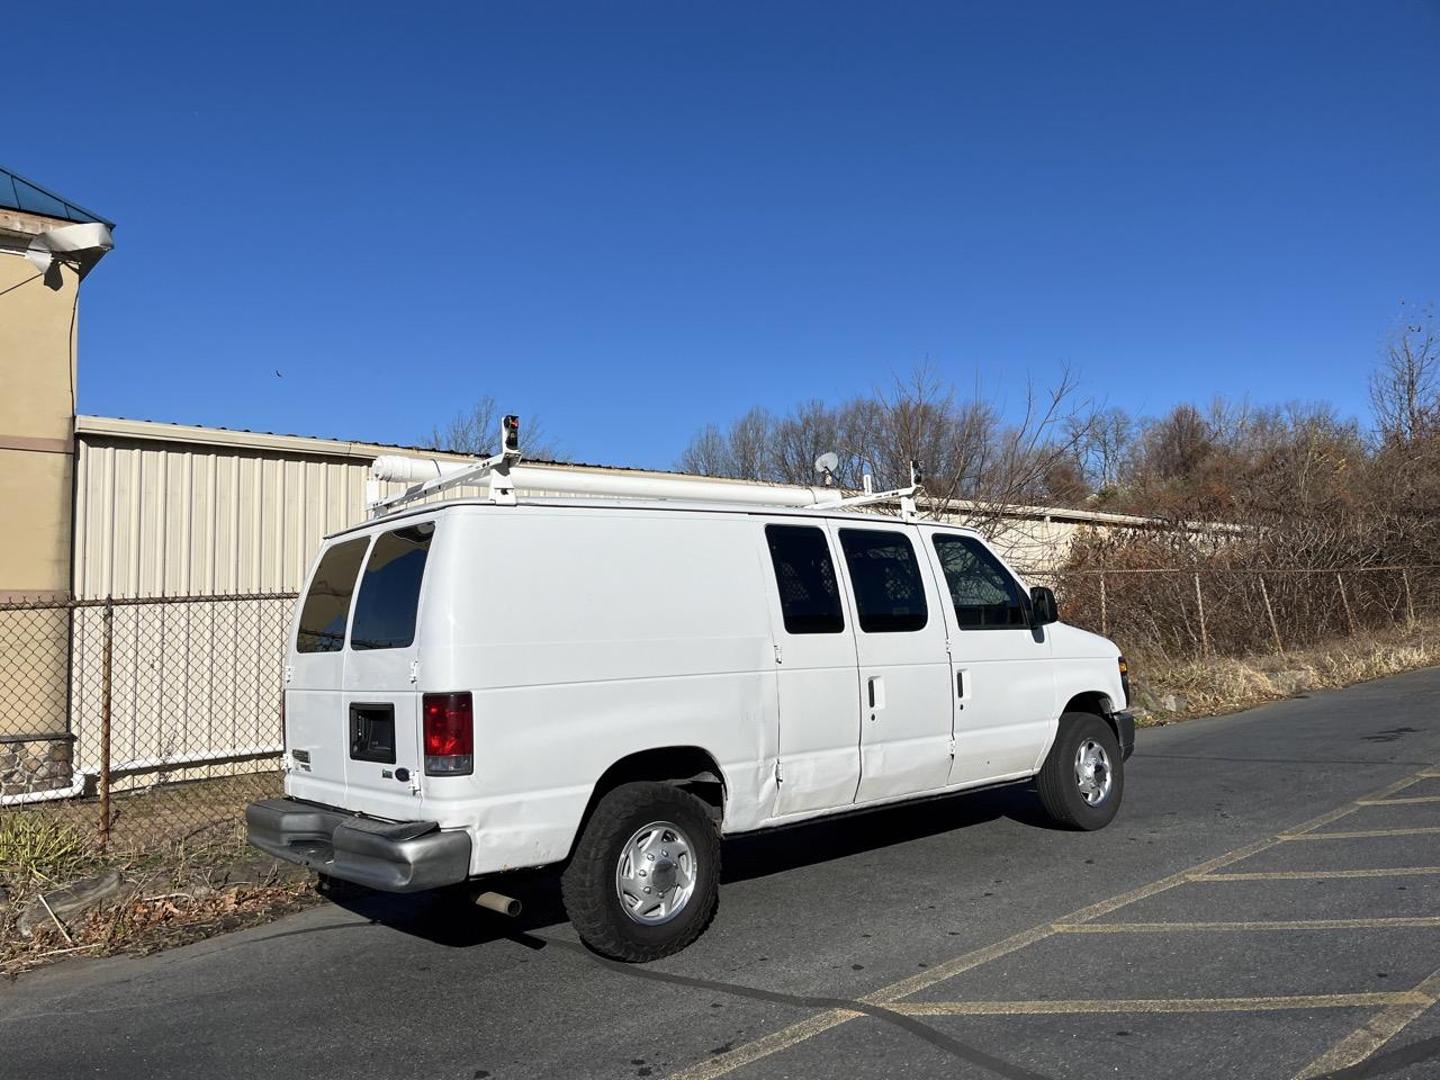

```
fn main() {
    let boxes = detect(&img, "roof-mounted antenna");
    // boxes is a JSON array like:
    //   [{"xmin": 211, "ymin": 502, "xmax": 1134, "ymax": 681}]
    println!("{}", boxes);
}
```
[
  {"xmin": 368, "ymin": 413, "xmax": 524, "ymax": 516},
  {"xmin": 814, "ymin": 452, "xmax": 840, "ymax": 488},
  {"xmin": 827, "ymin": 458, "xmax": 925, "ymax": 519}
]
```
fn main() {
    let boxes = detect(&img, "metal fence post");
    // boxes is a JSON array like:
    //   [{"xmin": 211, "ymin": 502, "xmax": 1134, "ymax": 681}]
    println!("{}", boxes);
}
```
[
  {"xmin": 1336, "ymin": 573, "xmax": 1357, "ymax": 635},
  {"xmin": 1402, "ymin": 568, "xmax": 1416, "ymax": 626},
  {"xmin": 99, "ymin": 596, "xmax": 114, "ymax": 851},
  {"xmin": 1258, "ymin": 575, "xmax": 1284, "ymax": 654},
  {"xmin": 1099, "ymin": 572, "xmax": 1108, "ymax": 637},
  {"xmin": 1194, "ymin": 573, "xmax": 1209, "ymax": 658}
]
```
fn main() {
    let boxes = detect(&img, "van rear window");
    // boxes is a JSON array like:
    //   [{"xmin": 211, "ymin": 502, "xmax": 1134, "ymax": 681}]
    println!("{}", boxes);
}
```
[
  {"xmin": 350, "ymin": 523, "xmax": 435, "ymax": 650},
  {"xmin": 765, "ymin": 524, "xmax": 845, "ymax": 634},
  {"xmin": 296, "ymin": 538, "xmax": 369, "ymax": 653}
]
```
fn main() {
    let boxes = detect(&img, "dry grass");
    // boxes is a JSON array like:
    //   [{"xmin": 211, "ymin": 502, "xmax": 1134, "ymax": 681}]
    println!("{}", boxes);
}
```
[
  {"xmin": 0, "ymin": 794, "xmax": 317, "ymax": 978},
  {"xmin": 1131, "ymin": 619, "xmax": 1440, "ymax": 721},
  {"xmin": 0, "ymin": 813, "xmax": 93, "ymax": 888},
  {"xmin": 0, "ymin": 834, "xmax": 318, "ymax": 978}
]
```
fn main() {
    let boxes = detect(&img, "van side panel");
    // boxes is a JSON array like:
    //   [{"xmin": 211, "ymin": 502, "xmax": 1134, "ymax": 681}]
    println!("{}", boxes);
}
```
[
  {"xmin": 1035, "ymin": 624, "xmax": 1127, "ymax": 768},
  {"xmin": 422, "ymin": 506, "xmax": 778, "ymax": 876}
]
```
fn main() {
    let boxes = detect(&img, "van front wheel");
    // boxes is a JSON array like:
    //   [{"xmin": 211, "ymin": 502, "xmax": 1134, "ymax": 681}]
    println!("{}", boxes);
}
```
[
  {"xmin": 1034, "ymin": 713, "xmax": 1124, "ymax": 830},
  {"xmin": 562, "ymin": 781, "xmax": 720, "ymax": 962}
]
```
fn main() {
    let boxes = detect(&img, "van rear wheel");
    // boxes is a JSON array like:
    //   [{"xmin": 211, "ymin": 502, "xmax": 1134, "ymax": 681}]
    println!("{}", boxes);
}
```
[
  {"xmin": 1034, "ymin": 712, "xmax": 1124, "ymax": 830},
  {"xmin": 562, "ymin": 781, "xmax": 720, "ymax": 962}
]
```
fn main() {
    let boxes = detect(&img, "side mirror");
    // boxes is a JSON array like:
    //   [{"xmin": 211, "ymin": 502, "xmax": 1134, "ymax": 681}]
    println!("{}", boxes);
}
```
[{"xmin": 1029, "ymin": 585, "xmax": 1058, "ymax": 627}]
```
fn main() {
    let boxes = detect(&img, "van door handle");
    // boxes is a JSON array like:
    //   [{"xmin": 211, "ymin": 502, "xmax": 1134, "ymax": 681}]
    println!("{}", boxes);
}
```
[
  {"xmin": 866, "ymin": 676, "xmax": 884, "ymax": 711},
  {"xmin": 956, "ymin": 671, "xmax": 964, "ymax": 697}
]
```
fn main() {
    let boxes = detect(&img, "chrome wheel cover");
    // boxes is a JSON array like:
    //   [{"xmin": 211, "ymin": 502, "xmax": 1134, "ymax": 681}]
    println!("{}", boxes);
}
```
[
  {"xmin": 1075, "ymin": 739, "xmax": 1113, "ymax": 806},
  {"xmin": 614, "ymin": 820, "xmax": 698, "ymax": 925}
]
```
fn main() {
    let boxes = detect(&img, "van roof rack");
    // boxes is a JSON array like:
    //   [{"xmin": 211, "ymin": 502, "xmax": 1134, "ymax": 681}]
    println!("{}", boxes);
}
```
[{"xmin": 366, "ymin": 415, "xmax": 922, "ymax": 519}]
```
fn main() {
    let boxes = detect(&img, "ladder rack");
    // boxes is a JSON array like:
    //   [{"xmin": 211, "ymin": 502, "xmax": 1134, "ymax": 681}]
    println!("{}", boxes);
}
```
[
  {"xmin": 367, "ymin": 456, "xmax": 921, "ymax": 518},
  {"xmin": 365, "ymin": 414, "xmax": 921, "ymax": 518}
]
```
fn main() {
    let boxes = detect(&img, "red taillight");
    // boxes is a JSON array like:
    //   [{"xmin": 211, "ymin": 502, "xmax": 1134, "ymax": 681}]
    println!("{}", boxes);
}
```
[{"xmin": 423, "ymin": 691, "xmax": 473, "ymax": 776}]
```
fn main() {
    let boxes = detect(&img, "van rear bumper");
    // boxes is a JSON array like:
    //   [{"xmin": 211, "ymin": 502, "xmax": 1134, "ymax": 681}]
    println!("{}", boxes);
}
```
[{"xmin": 245, "ymin": 798, "xmax": 471, "ymax": 893}]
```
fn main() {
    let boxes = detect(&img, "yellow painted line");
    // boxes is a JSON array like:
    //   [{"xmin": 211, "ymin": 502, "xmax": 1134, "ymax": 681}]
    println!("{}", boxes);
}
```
[
  {"xmin": 1193, "ymin": 866, "xmax": 1440, "ymax": 881},
  {"xmin": 1293, "ymin": 968, "xmax": 1440, "ymax": 1079},
  {"xmin": 1059, "ymin": 917, "xmax": 1440, "ymax": 933},
  {"xmin": 1280, "ymin": 826, "xmax": 1440, "ymax": 841},
  {"xmin": 893, "ymin": 993, "xmax": 1431, "ymax": 1017},
  {"xmin": 667, "ymin": 763, "xmax": 1440, "ymax": 1080},
  {"xmin": 1357, "ymin": 795, "xmax": 1440, "ymax": 805},
  {"xmin": 662, "ymin": 1007, "xmax": 865, "ymax": 1080}
]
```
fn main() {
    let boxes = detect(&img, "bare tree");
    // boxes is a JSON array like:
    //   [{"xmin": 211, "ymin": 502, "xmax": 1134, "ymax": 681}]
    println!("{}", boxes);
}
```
[
  {"xmin": 919, "ymin": 365, "xmax": 1095, "ymax": 536},
  {"xmin": 1142, "ymin": 403, "xmax": 1214, "ymax": 482},
  {"xmin": 673, "ymin": 362, "xmax": 1094, "ymax": 539},
  {"xmin": 676, "ymin": 407, "xmax": 777, "ymax": 480},
  {"xmin": 1371, "ymin": 307, "xmax": 1440, "ymax": 447},
  {"xmin": 728, "ymin": 408, "xmax": 777, "ymax": 480},
  {"xmin": 676, "ymin": 423, "xmax": 731, "ymax": 476},
  {"xmin": 1068, "ymin": 406, "xmax": 1133, "ymax": 496}
]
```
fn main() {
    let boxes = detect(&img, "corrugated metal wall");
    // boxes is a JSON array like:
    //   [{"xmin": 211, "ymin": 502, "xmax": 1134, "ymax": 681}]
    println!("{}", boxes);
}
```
[
  {"xmin": 72, "ymin": 435, "xmax": 502, "ymax": 598},
  {"xmin": 76, "ymin": 440, "xmax": 358, "ymax": 597}
]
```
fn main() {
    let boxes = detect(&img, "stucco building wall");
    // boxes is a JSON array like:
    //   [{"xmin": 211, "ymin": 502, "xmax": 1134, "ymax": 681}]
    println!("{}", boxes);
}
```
[{"xmin": 0, "ymin": 209, "xmax": 87, "ymax": 794}]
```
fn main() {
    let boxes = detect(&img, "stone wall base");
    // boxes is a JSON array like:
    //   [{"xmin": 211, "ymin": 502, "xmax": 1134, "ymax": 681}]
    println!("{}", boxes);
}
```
[{"xmin": 0, "ymin": 733, "xmax": 75, "ymax": 797}]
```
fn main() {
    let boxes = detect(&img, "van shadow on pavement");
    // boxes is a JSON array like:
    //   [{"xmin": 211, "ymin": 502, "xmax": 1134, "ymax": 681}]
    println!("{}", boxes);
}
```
[{"xmin": 323, "ymin": 780, "xmax": 1045, "ymax": 951}]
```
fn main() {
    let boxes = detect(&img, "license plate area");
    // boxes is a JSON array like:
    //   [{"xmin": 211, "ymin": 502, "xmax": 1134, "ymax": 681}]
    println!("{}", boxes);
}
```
[{"xmin": 349, "ymin": 703, "xmax": 396, "ymax": 764}]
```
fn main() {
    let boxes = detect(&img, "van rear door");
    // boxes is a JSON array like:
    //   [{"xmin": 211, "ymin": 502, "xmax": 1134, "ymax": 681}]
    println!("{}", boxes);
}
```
[
  {"xmin": 340, "ymin": 522, "xmax": 434, "ymax": 821},
  {"xmin": 287, "ymin": 537, "xmax": 370, "ymax": 807}
]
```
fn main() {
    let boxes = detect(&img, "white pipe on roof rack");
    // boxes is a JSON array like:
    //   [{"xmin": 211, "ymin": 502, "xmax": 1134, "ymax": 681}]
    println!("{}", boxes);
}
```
[
  {"xmin": 370, "ymin": 456, "xmax": 845, "ymax": 509},
  {"xmin": 371, "ymin": 455, "xmax": 466, "ymax": 485},
  {"xmin": 506, "ymin": 464, "xmax": 844, "ymax": 507}
]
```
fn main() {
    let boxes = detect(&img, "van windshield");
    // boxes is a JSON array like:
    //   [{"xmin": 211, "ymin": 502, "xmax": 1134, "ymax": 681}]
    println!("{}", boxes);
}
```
[
  {"xmin": 350, "ymin": 523, "xmax": 435, "ymax": 650},
  {"xmin": 296, "ymin": 538, "xmax": 369, "ymax": 652}
]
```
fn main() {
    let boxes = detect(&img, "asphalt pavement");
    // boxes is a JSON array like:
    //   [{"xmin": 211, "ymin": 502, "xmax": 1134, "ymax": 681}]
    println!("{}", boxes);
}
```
[{"xmin": 6, "ymin": 667, "xmax": 1440, "ymax": 1080}]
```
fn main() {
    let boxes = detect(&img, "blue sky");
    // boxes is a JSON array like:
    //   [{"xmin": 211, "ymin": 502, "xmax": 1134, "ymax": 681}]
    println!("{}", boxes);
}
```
[{"xmin": 10, "ymin": 1, "xmax": 1440, "ymax": 467}]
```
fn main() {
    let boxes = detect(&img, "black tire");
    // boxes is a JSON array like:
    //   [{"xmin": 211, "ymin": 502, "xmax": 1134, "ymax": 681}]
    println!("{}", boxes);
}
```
[
  {"xmin": 1035, "ymin": 712, "xmax": 1125, "ymax": 830},
  {"xmin": 561, "ymin": 781, "xmax": 720, "ymax": 962}
]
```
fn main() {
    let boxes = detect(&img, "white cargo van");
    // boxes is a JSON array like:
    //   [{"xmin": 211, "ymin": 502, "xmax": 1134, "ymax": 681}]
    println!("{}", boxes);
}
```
[{"xmin": 248, "ymin": 444, "xmax": 1134, "ymax": 961}]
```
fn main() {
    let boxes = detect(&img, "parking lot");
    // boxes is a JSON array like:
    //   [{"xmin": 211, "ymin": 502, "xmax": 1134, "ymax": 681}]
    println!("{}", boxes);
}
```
[
  {"xmin": 5, "ymin": 666, "xmax": 1440, "ymax": 1080},
  {"xmin": 671, "ymin": 759, "xmax": 1440, "ymax": 1080}
]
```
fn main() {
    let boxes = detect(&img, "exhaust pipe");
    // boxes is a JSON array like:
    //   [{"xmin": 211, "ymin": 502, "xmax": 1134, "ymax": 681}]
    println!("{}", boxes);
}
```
[{"xmin": 474, "ymin": 890, "xmax": 522, "ymax": 917}]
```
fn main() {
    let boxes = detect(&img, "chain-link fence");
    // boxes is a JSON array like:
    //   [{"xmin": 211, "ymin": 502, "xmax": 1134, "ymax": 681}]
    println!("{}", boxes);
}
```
[
  {"xmin": 1, "ymin": 592, "xmax": 296, "ymax": 856},
  {"xmin": 1029, "ymin": 565, "xmax": 1440, "ymax": 663}
]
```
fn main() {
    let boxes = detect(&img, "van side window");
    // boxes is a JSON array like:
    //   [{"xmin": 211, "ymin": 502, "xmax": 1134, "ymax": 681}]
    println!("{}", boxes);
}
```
[
  {"xmin": 350, "ymin": 523, "xmax": 435, "ymax": 650},
  {"xmin": 296, "ymin": 538, "xmax": 369, "ymax": 653},
  {"xmin": 765, "ymin": 524, "xmax": 845, "ymax": 634},
  {"xmin": 931, "ymin": 534, "xmax": 1029, "ymax": 629},
  {"xmin": 838, "ymin": 529, "xmax": 928, "ymax": 633}
]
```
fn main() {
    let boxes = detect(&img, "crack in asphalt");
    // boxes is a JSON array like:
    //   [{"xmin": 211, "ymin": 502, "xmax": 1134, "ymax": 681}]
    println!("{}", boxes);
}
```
[{"xmin": 536, "ymin": 935, "xmax": 1056, "ymax": 1080}]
